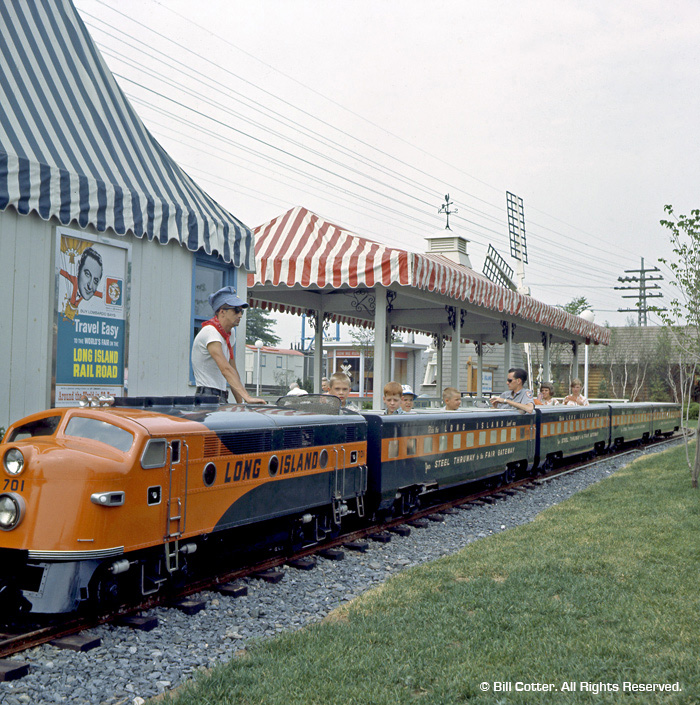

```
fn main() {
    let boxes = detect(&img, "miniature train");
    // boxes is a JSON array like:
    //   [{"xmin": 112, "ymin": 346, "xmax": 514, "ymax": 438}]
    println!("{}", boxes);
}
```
[{"xmin": 0, "ymin": 395, "xmax": 680, "ymax": 615}]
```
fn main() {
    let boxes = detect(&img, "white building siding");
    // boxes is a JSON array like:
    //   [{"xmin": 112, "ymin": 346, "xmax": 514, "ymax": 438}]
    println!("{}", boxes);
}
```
[
  {"xmin": 127, "ymin": 235, "xmax": 193, "ymax": 397},
  {"xmin": 0, "ymin": 209, "xmax": 54, "ymax": 426},
  {"xmin": 0, "ymin": 209, "xmax": 235, "ymax": 428}
]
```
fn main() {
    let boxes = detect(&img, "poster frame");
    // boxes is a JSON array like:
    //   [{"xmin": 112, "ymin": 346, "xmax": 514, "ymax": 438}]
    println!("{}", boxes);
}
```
[{"xmin": 51, "ymin": 226, "xmax": 131, "ymax": 406}]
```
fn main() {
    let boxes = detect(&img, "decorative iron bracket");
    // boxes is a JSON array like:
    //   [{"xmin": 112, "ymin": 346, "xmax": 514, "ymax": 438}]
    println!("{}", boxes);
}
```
[
  {"xmin": 344, "ymin": 288, "xmax": 376, "ymax": 314},
  {"xmin": 501, "ymin": 321, "xmax": 515, "ymax": 340}
]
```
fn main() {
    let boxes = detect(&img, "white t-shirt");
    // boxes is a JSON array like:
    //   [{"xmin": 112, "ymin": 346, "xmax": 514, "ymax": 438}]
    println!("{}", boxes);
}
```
[{"xmin": 191, "ymin": 325, "xmax": 235, "ymax": 391}]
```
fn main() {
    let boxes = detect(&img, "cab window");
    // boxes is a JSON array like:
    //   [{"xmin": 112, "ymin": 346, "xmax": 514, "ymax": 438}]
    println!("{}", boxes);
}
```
[{"xmin": 65, "ymin": 416, "xmax": 133, "ymax": 452}]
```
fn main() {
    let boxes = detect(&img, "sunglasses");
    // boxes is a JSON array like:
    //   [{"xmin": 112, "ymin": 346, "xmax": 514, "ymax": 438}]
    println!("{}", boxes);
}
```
[
  {"xmin": 507, "ymin": 377, "xmax": 515, "ymax": 383},
  {"xmin": 221, "ymin": 306, "xmax": 243, "ymax": 314}
]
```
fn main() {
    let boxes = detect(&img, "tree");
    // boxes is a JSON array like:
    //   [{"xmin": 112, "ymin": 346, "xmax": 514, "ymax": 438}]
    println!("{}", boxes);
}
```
[
  {"xmin": 560, "ymin": 296, "xmax": 592, "ymax": 316},
  {"xmin": 658, "ymin": 205, "xmax": 700, "ymax": 488},
  {"xmin": 245, "ymin": 308, "xmax": 281, "ymax": 347}
]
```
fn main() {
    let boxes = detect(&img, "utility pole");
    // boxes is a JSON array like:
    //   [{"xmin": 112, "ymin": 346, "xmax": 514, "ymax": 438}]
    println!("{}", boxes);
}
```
[{"xmin": 614, "ymin": 257, "xmax": 666, "ymax": 325}]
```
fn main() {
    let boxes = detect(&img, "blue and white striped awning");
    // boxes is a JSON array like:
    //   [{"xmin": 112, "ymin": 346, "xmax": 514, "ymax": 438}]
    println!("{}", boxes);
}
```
[{"xmin": 0, "ymin": 0, "xmax": 254, "ymax": 269}]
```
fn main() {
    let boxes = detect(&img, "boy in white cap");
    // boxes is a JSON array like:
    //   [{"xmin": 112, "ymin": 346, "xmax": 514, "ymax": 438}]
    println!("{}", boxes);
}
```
[
  {"xmin": 191, "ymin": 286, "xmax": 266, "ymax": 404},
  {"xmin": 401, "ymin": 384, "xmax": 418, "ymax": 412}
]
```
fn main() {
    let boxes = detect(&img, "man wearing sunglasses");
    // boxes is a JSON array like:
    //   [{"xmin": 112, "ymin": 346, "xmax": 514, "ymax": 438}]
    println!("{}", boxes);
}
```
[
  {"xmin": 490, "ymin": 367, "xmax": 534, "ymax": 413},
  {"xmin": 191, "ymin": 286, "xmax": 266, "ymax": 405}
]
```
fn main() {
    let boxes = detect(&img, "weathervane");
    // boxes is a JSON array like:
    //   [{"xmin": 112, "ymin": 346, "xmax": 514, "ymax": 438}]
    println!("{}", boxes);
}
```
[{"xmin": 438, "ymin": 194, "xmax": 457, "ymax": 230}]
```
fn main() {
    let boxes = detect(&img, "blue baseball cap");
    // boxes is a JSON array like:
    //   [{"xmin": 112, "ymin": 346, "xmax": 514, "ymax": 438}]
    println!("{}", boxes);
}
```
[{"xmin": 209, "ymin": 286, "xmax": 249, "ymax": 313}]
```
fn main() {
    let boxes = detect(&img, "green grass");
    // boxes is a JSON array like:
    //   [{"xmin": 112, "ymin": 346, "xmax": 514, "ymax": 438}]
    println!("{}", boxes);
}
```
[{"xmin": 161, "ymin": 444, "xmax": 700, "ymax": 704}]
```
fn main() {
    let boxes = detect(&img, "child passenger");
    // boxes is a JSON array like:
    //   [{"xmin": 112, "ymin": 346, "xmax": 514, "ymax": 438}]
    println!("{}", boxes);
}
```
[
  {"xmin": 329, "ymin": 372, "xmax": 358, "ymax": 410},
  {"xmin": 401, "ymin": 384, "xmax": 418, "ymax": 412},
  {"xmin": 383, "ymin": 381, "xmax": 405, "ymax": 415},
  {"xmin": 442, "ymin": 387, "xmax": 462, "ymax": 411}
]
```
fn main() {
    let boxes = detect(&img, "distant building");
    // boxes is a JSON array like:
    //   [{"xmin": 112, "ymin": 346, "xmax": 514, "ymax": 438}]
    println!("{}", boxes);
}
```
[
  {"xmin": 528, "ymin": 326, "xmax": 696, "ymax": 402},
  {"xmin": 245, "ymin": 346, "xmax": 305, "ymax": 394},
  {"xmin": 319, "ymin": 339, "xmax": 428, "ymax": 397}
]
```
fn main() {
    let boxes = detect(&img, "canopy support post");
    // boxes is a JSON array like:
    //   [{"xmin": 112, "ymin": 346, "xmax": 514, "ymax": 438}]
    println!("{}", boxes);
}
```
[
  {"xmin": 450, "ymin": 308, "xmax": 461, "ymax": 390},
  {"xmin": 571, "ymin": 340, "xmax": 579, "ymax": 384},
  {"xmin": 372, "ymin": 285, "xmax": 387, "ymax": 410},
  {"xmin": 313, "ymin": 300, "xmax": 325, "ymax": 394},
  {"xmin": 476, "ymin": 339, "xmax": 484, "ymax": 397},
  {"xmin": 503, "ymin": 320, "xmax": 513, "ymax": 374},
  {"xmin": 436, "ymin": 334, "xmax": 444, "ymax": 400},
  {"xmin": 542, "ymin": 333, "xmax": 551, "ymax": 383}
]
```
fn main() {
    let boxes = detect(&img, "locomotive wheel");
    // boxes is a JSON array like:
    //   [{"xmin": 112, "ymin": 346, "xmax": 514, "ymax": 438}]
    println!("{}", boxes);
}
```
[
  {"xmin": 503, "ymin": 465, "xmax": 517, "ymax": 485},
  {"xmin": 90, "ymin": 568, "xmax": 122, "ymax": 610}
]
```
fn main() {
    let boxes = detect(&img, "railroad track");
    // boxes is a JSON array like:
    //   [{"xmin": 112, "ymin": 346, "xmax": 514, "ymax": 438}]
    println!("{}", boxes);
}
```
[{"xmin": 0, "ymin": 432, "xmax": 687, "ymax": 664}]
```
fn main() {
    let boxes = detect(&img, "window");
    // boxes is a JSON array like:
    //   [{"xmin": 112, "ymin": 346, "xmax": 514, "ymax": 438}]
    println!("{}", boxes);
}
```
[
  {"xmin": 500, "ymin": 429, "xmax": 507, "ymax": 443},
  {"xmin": 510, "ymin": 428, "xmax": 517, "ymax": 441},
  {"xmin": 276, "ymin": 356, "xmax": 283, "ymax": 368},
  {"xmin": 190, "ymin": 255, "xmax": 240, "ymax": 384},
  {"xmin": 466, "ymin": 432, "xmax": 474, "ymax": 448},
  {"xmin": 423, "ymin": 437, "xmax": 434, "ymax": 453},
  {"xmin": 65, "ymin": 416, "xmax": 133, "ymax": 452},
  {"xmin": 406, "ymin": 438, "xmax": 417, "ymax": 456},
  {"xmin": 261, "ymin": 354, "xmax": 267, "ymax": 367},
  {"xmin": 387, "ymin": 439, "xmax": 399, "ymax": 459},
  {"xmin": 9, "ymin": 416, "xmax": 61, "ymax": 441},
  {"xmin": 439, "ymin": 435, "xmax": 448, "ymax": 451},
  {"xmin": 478, "ymin": 431, "xmax": 486, "ymax": 446},
  {"xmin": 453, "ymin": 434, "xmax": 461, "ymax": 449},
  {"xmin": 490, "ymin": 430, "xmax": 497, "ymax": 444}
]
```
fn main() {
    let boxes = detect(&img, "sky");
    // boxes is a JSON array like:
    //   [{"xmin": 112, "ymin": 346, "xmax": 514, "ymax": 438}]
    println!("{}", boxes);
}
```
[{"xmin": 74, "ymin": 0, "xmax": 700, "ymax": 347}]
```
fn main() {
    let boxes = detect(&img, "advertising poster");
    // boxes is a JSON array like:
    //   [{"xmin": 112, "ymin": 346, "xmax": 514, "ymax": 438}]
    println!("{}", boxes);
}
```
[
  {"xmin": 54, "ymin": 228, "xmax": 129, "ymax": 405},
  {"xmin": 482, "ymin": 371, "xmax": 493, "ymax": 394}
]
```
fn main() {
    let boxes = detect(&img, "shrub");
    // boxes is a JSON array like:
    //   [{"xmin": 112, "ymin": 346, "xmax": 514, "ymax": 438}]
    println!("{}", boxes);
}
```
[{"xmin": 683, "ymin": 402, "xmax": 699, "ymax": 420}]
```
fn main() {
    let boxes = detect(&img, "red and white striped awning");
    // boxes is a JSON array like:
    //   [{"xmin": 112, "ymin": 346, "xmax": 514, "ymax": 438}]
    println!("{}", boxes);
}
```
[{"xmin": 249, "ymin": 206, "xmax": 610, "ymax": 345}]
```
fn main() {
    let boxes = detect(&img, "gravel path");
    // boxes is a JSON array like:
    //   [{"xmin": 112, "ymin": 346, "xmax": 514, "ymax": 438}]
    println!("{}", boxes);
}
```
[{"xmin": 0, "ymin": 440, "xmax": 681, "ymax": 705}]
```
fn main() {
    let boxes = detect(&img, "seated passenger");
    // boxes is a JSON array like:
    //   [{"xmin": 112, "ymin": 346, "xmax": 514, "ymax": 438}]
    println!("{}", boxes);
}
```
[
  {"xmin": 563, "ymin": 378, "xmax": 589, "ymax": 406},
  {"xmin": 401, "ymin": 384, "xmax": 418, "ymax": 412},
  {"xmin": 383, "ymin": 381, "xmax": 405, "ymax": 415},
  {"xmin": 286, "ymin": 382, "xmax": 308, "ymax": 396},
  {"xmin": 536, "ymin": 382, "xmax": 559, "ymax": 406},
  {"xmin": 442, "ymin": 387, "xmax": 462, "ymax": 411},
  {"xmin": 491, "ymin": 368, "xmax": 535, "ymax": 413},
  {"xmin": 329, "ymin": 372, "xmax": 359, "ymax": 410}
]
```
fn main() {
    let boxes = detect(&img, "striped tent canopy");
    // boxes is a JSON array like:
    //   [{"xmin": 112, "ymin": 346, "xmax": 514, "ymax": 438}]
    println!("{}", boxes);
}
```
[
  {"xmin": 0, "ymin": 0, "xmax": 253, "ymax": 269},
  {"xmin": 250, "ymin": 206, "xmax": 610, "ymax": 345}
]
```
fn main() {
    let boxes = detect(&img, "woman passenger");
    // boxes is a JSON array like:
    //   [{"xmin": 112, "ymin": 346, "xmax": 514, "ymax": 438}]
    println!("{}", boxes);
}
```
[
  {"xmin": 536, "ymin": 382, "xmax": 559, "ymax": 406},
  {"xmin": 563, "ymin": 378, "xmax": 589, "ymax": 406}
]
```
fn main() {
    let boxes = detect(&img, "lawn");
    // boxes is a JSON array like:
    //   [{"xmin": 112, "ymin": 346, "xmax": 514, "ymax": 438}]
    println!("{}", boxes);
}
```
[{"xmin": 161, "ymin": 443, "xmax": 700, "ymax": 704}]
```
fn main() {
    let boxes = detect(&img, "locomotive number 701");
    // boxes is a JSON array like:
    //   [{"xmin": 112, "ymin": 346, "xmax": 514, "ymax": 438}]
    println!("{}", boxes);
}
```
[{"xmin": 3, "ymin": 479, "xmax": 24, "ymax": 492}]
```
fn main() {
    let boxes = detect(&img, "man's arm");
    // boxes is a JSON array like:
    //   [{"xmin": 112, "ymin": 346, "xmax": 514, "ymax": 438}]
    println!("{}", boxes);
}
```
[
  {"xmin": 490, "ymin": 395, "xmax": 534, "ymax": 413},
  {"xmin": 507, "ymin": 398, "xmax": 534, "ymax": 413},
  {"xmin": 206, "ymin": 341, "xmax": 266, "ymax": 404}
]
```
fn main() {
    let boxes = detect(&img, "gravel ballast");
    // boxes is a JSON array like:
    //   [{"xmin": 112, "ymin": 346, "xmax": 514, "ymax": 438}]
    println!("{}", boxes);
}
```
[{"xmin": 0, "ymin": 440, "xmax": 681, "ymax": 705}]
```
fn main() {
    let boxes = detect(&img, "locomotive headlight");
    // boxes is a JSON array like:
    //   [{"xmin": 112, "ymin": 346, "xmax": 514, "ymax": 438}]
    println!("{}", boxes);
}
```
[
  {"xmin": 0, "ymin": 493, "xmax": 25, "ymax": 530},
  {"xmin": 3, "ymin": 448, "xmax": 24, "ymax": 476}
]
